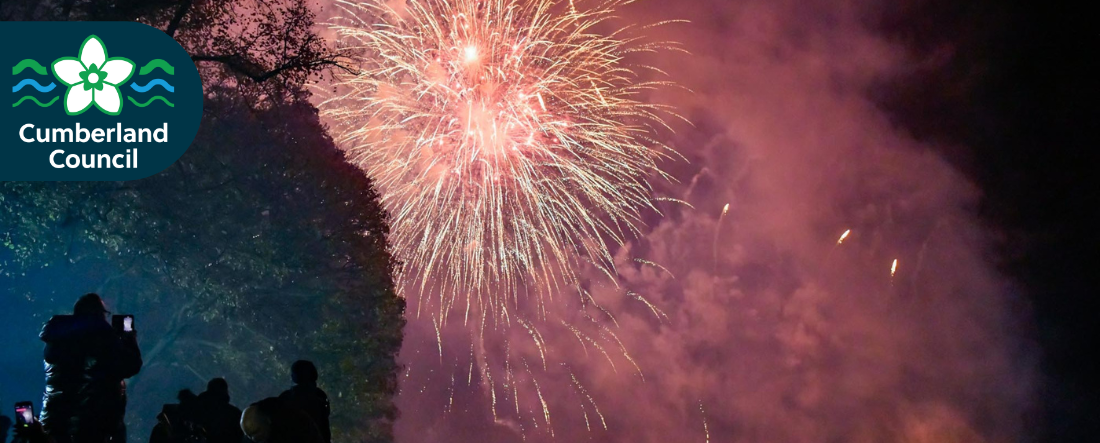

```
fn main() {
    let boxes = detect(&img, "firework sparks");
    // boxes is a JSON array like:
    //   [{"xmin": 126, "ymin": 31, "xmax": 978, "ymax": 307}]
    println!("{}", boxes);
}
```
[
  {"xmin": 627, "ymin": 290, "xmax": 669, "ymax": 324},
  {"xmin": 571, "ymin": 371, "xmax": 607, "ymax": 430},
  {"xmin": 532, "ymin": 378, "xmax": 553, "ymax": 434},
  {"xmin": 322, "ymin": 0, "xmax": 684, "ymax": 326},
  {"xmin": 891, "ymin": 258, "xmax": 898, "ymax": 277},
  {"xmin": 634, "ymin": 258, "xmax": 676, "ymax": 279},
  {"xmin": 562, "ymin": 320, "xmax": 590, "ymax": 356},
  {"xmin": 447, "ymin": 364, "xmax": 456, "ymax": 412},
  {"xmin": 519, "ymin": 318, "xmax": 549, "ymax": 370},
  {"xmin": 321, "ymin": 0, "xmax": 684, "ymax": 436}
]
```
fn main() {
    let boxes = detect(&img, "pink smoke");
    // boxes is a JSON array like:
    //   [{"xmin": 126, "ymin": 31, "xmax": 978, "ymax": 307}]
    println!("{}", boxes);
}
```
[{"xmin": 313, "ymin": 0, "xmax": 1037, "ymax": 441}]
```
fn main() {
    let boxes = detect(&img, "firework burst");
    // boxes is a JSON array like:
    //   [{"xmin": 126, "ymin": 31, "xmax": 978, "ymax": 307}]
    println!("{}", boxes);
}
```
[{"xmin": 321, "ymin": 0, "xmax": 684, "ymax": 326}]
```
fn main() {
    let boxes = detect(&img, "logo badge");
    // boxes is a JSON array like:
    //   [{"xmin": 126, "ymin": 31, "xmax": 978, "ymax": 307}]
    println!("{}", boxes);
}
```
[{"xmin": 1, "ymin": 22, "xmax": 202, "ymax": 181}]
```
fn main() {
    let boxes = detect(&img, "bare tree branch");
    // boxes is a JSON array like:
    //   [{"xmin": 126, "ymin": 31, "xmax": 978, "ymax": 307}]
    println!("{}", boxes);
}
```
[
  {"xmin": 191, "ymin": 54, "xmax": 355, "ymax": 83},
  {"xmin": 164, "ymin": 0, "xmax": 193, "ymax": 38}
]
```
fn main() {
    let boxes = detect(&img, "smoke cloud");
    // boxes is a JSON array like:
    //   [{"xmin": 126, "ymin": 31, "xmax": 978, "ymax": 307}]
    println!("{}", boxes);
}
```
[{"xmin": 316, "ymin": 0, "xmax": 1037, "ymax": 441}]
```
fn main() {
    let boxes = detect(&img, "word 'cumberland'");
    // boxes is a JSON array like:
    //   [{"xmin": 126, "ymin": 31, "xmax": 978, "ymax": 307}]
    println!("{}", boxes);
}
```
[{"xmin": 19, "ymin": 122, "xmax": 168, "ymax": 144}]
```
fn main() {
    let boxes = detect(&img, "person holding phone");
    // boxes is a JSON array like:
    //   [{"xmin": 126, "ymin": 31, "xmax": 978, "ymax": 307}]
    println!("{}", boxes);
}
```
[
  {"xmin": 11, "ymin": 422, "xmax": 54, "ymax": 443},
  {"xmin": 10, "ymin": 402, "xmax": 54, "ymax": 443},
  {"xmin": 39, "ymin": 293, "xmax": 143, "ymax": 443},
  {"xmin": 14, "ymin": 402, "xmax": 34, "ymax": 429}
]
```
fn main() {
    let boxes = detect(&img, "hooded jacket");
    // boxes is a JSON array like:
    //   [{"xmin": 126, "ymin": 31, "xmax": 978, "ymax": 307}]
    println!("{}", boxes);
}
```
[{"xmin": 39, "ymin": 314, "xmax": 142, "ymax": 438}]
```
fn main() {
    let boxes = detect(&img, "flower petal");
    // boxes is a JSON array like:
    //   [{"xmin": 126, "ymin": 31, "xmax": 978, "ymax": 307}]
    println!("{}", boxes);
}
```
[
  {"xmin": 53, "ymin": 59, "xmax": 85, "ymax": 86},
  {"xmin": 101, "ymin": 59, "xmax": 134, "ymax": 85},
  {"xmin": 65, "ymin": 83, "xmax": 94, "ymax": 115},
  {"xmin": 79, "ymin": 36, "xmax": 106, "ymax": 71},
  {"xmin": 94, "ymin": 84, "xmax": 122, "ymax": 114}
]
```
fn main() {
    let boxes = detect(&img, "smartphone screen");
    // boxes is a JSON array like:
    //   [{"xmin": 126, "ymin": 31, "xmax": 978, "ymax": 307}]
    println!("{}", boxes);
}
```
[
  {"xmin": 15, "ymin": 402, "xmax": 34, "ymax": 427},
  {"xmin": 113, "ymin": 314, "xmax": 135, "ymax": 334}
]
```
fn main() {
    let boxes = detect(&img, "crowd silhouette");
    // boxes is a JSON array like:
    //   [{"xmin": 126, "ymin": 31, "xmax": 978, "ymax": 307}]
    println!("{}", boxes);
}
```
[{"xmin": 4, "ymin": 294, "xmax": 331, "ymax": 443}]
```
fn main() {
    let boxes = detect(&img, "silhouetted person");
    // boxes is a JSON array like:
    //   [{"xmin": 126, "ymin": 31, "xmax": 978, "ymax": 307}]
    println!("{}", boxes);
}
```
[
  {"xmin": 108, "ymin": 381, "xmax": 127, "ymax": 443},
  {"xmin": 146, "ymin": 404, "xmax": 175, "ymax": 443},
  {"xmin": 240, "ymin": 398, "xmax": 322, "ymax": 443},
  {"xmin": 40, "ymin": 293, "xmax": 142, "ymax": 443},
  {"xmin": 196, "ymin": 379, "xmax": 243, "ymax": 443},
  {"xmin": 277, "ymin": 361, "xmax": 330, "ymax": 443},
  {"xmin": 148, "ymin": 390, "xmax": 205, "ymax": 443}
]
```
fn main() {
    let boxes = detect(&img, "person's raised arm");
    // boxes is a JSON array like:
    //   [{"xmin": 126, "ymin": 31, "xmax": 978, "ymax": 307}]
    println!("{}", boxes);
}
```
[{"xmin": 102, "ymin": 326, "xmax": 143, "ymax": 379}]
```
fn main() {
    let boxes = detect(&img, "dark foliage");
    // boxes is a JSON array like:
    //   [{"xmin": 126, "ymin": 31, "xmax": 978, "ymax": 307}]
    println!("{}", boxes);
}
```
[
  {"xmin": 1, "ymin": 91, "xmax": 405, "ymax": 441},
  {"xmin": 2, "ymin": 2, "xmax": 402, "ymax": 442},
  {"xmin": 1, "ymin": 0, "xmax": 349, "ymax": 104}
]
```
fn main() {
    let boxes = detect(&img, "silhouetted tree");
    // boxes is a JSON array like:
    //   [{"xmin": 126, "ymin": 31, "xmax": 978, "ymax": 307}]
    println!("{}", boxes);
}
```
[
  {"xmin": 1, "ymin": 92, "xmax": 404, "ymax": 443},
  {"xmin": 2, "ymin": 3, "xmax": 399, "ymax": 440}
]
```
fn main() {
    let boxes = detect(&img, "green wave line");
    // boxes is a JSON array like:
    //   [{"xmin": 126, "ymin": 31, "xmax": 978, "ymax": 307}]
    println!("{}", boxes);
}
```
[
  {"xmin": 12, "ymin": 59, "xmax": 48, "ymax": 76},
  {"xmin": 12, "ymin": 96, "xmax": 59, "ymax": 107},
  {"xmin": 127, "ymin": 96, "xmax": 175, "ymax": 107},
  {"xmin": 138, "ymin": 59, "xmax": 175, "ymax": 76}
]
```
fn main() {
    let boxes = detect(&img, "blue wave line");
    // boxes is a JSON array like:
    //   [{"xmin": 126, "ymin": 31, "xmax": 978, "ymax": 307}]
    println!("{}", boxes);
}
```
[
  {"xmin": 12, "ymin": 79, "xmax": 56, "ymax": 93},
  {"xmin": 129, "ymin": 79, "xmax": 175, "ymax": 93}
]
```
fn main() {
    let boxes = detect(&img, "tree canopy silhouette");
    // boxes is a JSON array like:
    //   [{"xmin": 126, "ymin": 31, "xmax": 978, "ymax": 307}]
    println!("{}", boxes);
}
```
[
  {"xmin": 2, "ymin": 91, "xmax": 404, "ymax": 442},
  {"xmin": 1, "ymin": 2, "xmax": 403, "ymax": 441}
]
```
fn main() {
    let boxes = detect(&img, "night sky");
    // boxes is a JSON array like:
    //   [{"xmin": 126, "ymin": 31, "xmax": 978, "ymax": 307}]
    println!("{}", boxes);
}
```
[{"xmin": 3, "ymin": 0, "xmax": 1097, "ymax": 442}]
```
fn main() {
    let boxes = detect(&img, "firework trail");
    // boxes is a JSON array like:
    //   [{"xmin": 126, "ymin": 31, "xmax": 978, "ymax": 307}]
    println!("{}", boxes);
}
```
[
  {"xmin": 713, "ymin": 203, "xmax": 729, "ymax": 272},
  {"xmin": 837, "ymin": 229, "xmax": 850, "ymax": 244},
  {"xmin": 820, "ymin": 228, "xmax": 851, "ymax": 268}
]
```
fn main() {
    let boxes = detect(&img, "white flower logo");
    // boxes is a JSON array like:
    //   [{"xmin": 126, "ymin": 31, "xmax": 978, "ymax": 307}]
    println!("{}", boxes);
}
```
[{"xmin": 51, "ymin": 35, "xmax": 135, "ymax": 116}]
